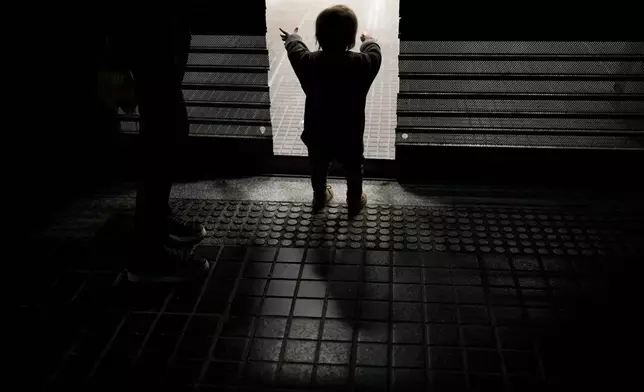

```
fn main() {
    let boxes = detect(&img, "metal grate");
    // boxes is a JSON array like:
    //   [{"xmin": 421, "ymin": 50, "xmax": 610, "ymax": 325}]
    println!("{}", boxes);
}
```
[
  {"xmin": 397, "ymin": 132, "xmax": 644, "ymax": 149},
  {"xmin": 399, "ymin": 79, "xmax": 644, "ymax": 94},
  {"xmin": 118, "ymin": 108, "xmax": 270, "ymax": 123},
  {"xmin": 396, "ymin": 116, "xmax": 644, "ymax": 132},
  {"xmin": 183, "ymin": 89, "xmax": 270, "ymax": 104},
  {"xmin": 188, "ymin": 106, "xmax": 271, "ymax": 121},
  {"xmin": 191, "ymin": 35, "xmax": 267, "ymax": 49},
  {"xmin": 399, "ymin": 60, "xmax": 644, "ymax": 75},
  {"xmin": 187, "ymin": 53, "xmax": 269, "ymax": 67},
  {"xmin": 183, "ymin": 71, "xmax": 268, "ymax": 86},
  {"xmin": 190, "ymin": 123, "xmax": 271, "ymax": 138},
  {"xmin": 397, "ymin": 98, "xmax": 644, "ymax": 113},
  {"xmin": 119, "ymin": 121, "xmax": 138, "ymax": 133},
  {"xmin": 119, "ymin": 122, "xmax": 272, "ymax": 138}
]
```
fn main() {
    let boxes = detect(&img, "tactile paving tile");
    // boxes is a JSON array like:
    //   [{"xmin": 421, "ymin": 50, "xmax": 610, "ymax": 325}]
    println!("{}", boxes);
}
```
[
  {"xmin": 168, "ymin": 199, "xmax": 643, "ymax": 257},
  {"xmin": 36, "ymin": 194, "xmax": 644, "ymax": 391},
  {"xmin": 41, "ymin": 196, "xmax": 644, "ymax": 258}
]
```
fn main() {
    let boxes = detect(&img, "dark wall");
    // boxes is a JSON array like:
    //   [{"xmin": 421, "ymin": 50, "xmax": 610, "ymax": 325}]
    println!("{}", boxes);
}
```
[
  {"xmin": 21, "ymin": 27, "xmax": 118, "ymax": 236},
  {"xmin": 190, "ymin": 1, "xmax": 267, "ymax": 34},
  {"xmin": 398, "ymin": 2, "xmax": 641, "ymax": 40}
]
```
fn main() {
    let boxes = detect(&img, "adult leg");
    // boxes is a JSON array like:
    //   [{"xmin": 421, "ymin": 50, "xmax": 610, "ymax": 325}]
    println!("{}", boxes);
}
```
[
  {"xmin": 133, "ymin": 23, "xmax": 188, "ymax": 247},
  {"xmin": 128, "ymin": 21, "xmax": 207, "ymax": 280}
]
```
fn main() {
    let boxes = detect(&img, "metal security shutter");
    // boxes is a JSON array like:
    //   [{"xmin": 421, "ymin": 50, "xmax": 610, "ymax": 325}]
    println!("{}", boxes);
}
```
[
  {"xmin": 119, "ymin": 1, "xmax": 273, "ymax": 158},
  {"xmin": 397, "ymin": 3, "xmax": 643, "ymax": 154}
]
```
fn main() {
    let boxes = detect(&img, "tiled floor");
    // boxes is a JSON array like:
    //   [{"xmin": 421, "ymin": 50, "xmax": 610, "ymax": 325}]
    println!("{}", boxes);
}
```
[
  {"xmin": 266, "ymin": 0, "xmax": 399, "ymax": 159},
  {"xmin": 27, "ymin": 184, "xmax": 644, "ymax": 391}
]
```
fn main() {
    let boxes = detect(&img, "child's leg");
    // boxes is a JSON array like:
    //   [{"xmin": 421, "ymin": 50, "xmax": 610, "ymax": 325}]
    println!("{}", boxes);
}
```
[
  {"xmin": 339, "ymin": 154, "xmax": 364, "ymax": 203},
  {"xmin": 307, "ymin": 146, "xmax": 332, "ymax": 196}
]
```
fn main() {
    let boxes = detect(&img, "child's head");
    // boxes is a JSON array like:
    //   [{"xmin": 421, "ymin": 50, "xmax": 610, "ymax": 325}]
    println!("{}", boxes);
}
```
[{"xmin": 315, "ymin": 5, "xmax": 358, "ymax": 53}]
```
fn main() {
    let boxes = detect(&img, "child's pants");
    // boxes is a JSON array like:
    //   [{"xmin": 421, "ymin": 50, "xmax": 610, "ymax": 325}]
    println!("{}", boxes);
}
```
[{"xmin": 307, "ymin": 145, "xmax": 364, "ymax": 201}]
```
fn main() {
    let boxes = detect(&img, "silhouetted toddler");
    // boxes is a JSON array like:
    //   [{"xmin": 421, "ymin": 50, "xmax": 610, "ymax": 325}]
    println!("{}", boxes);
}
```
[{"xmin": 281, "ymin": 4, "xmax": 382, "ymax": 215}]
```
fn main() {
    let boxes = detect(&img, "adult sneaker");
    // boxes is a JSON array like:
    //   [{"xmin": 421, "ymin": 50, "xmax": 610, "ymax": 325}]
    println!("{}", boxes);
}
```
[
  {"xmin": 167, "ymin": 214, "xmax": 206, "ymax": 244},
  {"xmin": 127, "ymin": 246, "xmax": 210, "ymax": 283}
]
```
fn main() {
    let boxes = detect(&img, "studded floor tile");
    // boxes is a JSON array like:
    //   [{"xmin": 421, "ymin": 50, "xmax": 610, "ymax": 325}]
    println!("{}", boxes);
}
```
[
  {"xmin": 267, "ymin": 0, "xmax": 399, "ymax": 159},
  {"xmin": 170, "ymin": 199, "xmax": 640, "ymax": 258},
  {"xmin": 29, "ymin": 195, "xmax": 644, "ymax": 391}
]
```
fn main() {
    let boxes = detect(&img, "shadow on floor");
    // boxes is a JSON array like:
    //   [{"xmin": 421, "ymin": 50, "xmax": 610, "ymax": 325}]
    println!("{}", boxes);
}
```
[{"xmin": 26, "ymin": 193, "xmax": 644, "ymax": 391}]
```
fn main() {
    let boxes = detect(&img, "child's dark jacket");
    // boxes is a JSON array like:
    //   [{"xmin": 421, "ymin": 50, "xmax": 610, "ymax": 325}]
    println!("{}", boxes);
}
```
[{"xmin": 285, "ymin": 34, "xmax": 382, "ymax": 153}]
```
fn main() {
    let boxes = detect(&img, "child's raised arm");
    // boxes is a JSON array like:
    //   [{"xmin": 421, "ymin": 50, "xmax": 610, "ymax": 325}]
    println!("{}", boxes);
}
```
[
  {"xmin": 281, "ymin": 27, "xmax": 312, "ymax": 93},
  {"xmin": 359, "ymin": 32, "xmax": 382, "ymax": 87}
]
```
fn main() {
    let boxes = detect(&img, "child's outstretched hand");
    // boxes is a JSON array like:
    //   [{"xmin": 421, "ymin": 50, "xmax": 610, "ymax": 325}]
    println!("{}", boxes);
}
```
[
  {"xmin": 280, "ymin": 27, "xmax": 299, "ymax": 42},
  {"xmin": 360, "ymin": 31, "xmax": 374, "ymax": 42}
]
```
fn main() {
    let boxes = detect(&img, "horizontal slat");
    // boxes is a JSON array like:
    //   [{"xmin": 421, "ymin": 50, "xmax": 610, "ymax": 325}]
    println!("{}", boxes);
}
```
[
  {"xmin": 400, "ymin": 54, "xmax": 644, "ymax": 62},
  {"xmin": 399, "ymin": 79, "xmax": 644, "ymax": 94},
  {"xmin": 396, "ymin": 117, "xmax": 644, "ymax": 132},
  {"xmin": 120, "ymin": 113, "xmax": 270, "ymax": 127},
  {"xmin": 396, "ymin": 41, "xmax": 644, "ymax": 153},
  {"xmin": 183, "ymin": 89, "xmax": 269, "ymax": 104},
  {"xmin": 187, "ymin": 53, "xmax": 269, "ymax": 67},
  {"xmin": 398, "ymin": 92, "xmax": 644, "ymax": 100},
  {"xmin": 188, "ymin": 106, "xmax": 270, "ymax": 121},
  {"xmin": 183, "ymin": 71, "xmax": 268, "ymax": 86},
  {"xmin": 182, "ymin": 84, "xmax": 268, "ymax": 93},
  {"xmin": 190, "ymin": 35, "xmax": 266, "ymax": 49},
  {"xmin": 120, "ymin": 121, "xmax": 272, "ymax": 139},
  {"xmin": 400, "ymin": 41, "xmax": 644, "ymax": 55},
  {"xmin": 396, "ymin": 132, "xmax": 644, "ymax": 150},
  {"xmin": 397, "ymin": 99, "xmax": 644, "ymax": 114},
  {"xmin": 120, "ymin": 121, "xmax": 138, "ymax": 133},
  {"xmin": 399, "ymin": 60, "xmax": 644, "ymax": 75},
  {"xmin": 190, "ymin": 123, "xmax": 272, "ymax": 138},
  {"xmin": 399, "ymin": 74, "xmax": 643, "ymax": 81},
  {"xmin": 119, "ymin": 106, "xmax": 271, "ymax": 120},
  {"xmin": 190, "ymin": 47, "xmax": 268, "ymax": 55},
  {"xmin": 396, "ymin": 126, "xmax": 641, "ymax": 136}
]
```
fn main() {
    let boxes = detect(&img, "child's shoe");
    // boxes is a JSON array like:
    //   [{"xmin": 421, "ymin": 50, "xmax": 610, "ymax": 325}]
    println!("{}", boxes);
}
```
[
  {"xmin": 313, "ymin": 185, "xmax": 334, "ymax": 212},
  {"xmin": 348, "ymin": 192, "xmax": 367, "ymax": 217}
]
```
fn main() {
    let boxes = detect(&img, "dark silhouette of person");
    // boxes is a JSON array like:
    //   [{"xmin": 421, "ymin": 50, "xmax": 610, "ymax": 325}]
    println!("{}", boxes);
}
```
[{"xmin": 105, "ymin": 14, "xmax": 209, "ymax": 282}]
